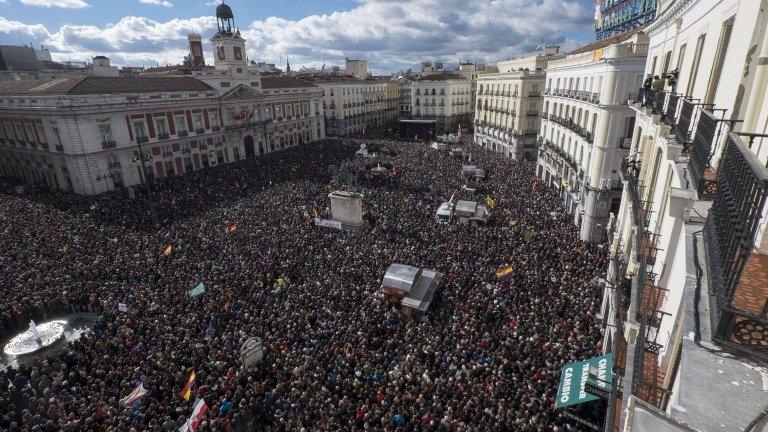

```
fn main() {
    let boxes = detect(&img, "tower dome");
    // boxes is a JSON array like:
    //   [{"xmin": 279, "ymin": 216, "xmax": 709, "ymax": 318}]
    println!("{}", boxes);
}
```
[
  {"xmin": 215, "ymin": 1, "xmax": 236, "ymax": 35},
  {"xmin": 216, "ymin": 3, "xmax": 233, "ymax": 20}
]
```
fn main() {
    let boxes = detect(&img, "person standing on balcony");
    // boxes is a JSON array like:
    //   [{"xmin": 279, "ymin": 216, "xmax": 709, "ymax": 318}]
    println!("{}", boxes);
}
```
[
  {"xmin": 652, "ymin": 75, "xmax": 665, "ymax": 92},
  {"xmin": 643, "ymin": 74, "xmax": 653, "ymax": 90}
]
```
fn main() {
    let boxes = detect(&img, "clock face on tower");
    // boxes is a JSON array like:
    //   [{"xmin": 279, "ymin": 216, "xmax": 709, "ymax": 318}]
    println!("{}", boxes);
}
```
[
  {"xmin": 218, "ymin": 46, "xmax": 226, "ymax": 60},
  {"xmin": 234, "ymin": 47, "xmax": 242, "ymax": 61}
]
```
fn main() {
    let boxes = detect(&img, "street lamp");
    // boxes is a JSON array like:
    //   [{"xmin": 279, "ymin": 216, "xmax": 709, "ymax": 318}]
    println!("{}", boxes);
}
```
[
  {"xmin": 130, "ymin": 144, "xmax": 159, "ymax": 226},
  {"xmin": 95, "ymin": 172, "xmax": 111, "ymax": 191}
]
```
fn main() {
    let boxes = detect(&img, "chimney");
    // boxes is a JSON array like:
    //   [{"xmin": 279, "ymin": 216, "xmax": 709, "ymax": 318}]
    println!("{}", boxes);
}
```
[
  {"xmin": 187, "ymin": 34, "xmax": 205, "ymax": 68},
  {"xmin": 545, "ymin": 45, "xmax": 560, "ymax": 56}
]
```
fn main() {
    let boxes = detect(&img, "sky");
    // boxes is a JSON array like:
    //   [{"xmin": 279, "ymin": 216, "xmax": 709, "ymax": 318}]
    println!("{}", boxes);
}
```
[{"xmin": 0, "ymin": 0, "xmax": 598, "ymax": 74}]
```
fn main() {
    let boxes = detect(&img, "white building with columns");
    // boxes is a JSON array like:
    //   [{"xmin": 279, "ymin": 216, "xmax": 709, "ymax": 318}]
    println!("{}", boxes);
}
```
[
  {"xmin": 598, "ymin": 0, "xmax": 768, "ymax": 431},
  {"xmin": 0, "ymin": 2, "xmax": 325, "ymax": 195},
  {"xmin": 538, "ymin": 31, "xmax": 648, "ymax": 242},
  {"xmin": 475, "ymin": 47, "xmax": 564, "ymax": 160}
]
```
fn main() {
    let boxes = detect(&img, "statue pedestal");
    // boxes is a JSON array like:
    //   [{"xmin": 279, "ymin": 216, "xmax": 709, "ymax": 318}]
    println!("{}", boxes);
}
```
[{"xmin": 329, "ymin": 191, "xmax": 365, "ymax": 230}]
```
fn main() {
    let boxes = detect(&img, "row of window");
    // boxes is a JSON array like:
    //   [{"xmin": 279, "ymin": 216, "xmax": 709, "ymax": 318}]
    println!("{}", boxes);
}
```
[
  {"xmin": 128, "ymin": 110, "xmax": 219, "ymax": 144},
  {"xmin": 546, "ymin": 76, "xmax": 604, "ymax": 97},
  {"xmin": 414, "ymin": 88, "xmax": 470, "ymax": 96},
  {"xmin": 0, "ymin": 119, "xmax": 52, "ymax": 148},
  {"xmin": 478, "ymin": 82, "xmax": 539, "ymax": 95}
]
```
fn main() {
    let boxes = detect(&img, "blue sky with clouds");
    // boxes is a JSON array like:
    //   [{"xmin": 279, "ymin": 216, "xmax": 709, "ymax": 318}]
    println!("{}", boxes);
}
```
[{"xmin": 0, "ymin": 0, "xmax": 598, "ymax": 73}]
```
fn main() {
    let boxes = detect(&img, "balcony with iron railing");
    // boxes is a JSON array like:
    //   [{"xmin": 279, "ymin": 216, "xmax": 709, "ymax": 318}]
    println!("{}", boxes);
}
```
[
  {"xmin": 704, "ymin": 132, "xmax": 768, "ymax": 360},
  {"xmin": 225, "ymin": 119, "xmax": 269, "ymax": 131}
]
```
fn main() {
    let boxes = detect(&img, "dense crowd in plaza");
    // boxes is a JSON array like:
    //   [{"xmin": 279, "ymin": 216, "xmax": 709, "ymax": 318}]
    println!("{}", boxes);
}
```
[{"xmin": 0, "ymin": 138, "xmax": 607, "ymax": 431}]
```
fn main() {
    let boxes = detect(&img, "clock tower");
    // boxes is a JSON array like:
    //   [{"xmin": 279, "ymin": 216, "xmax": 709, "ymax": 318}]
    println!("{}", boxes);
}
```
[{"xmin": 211, "ymin": 1, "xmax": 247, "ymax": 72}]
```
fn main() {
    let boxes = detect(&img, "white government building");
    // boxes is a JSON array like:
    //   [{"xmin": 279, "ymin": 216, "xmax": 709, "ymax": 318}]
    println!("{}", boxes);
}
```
[
  {"xmin": 597, "ymin": 0, "xmax": 768, "ymax": 430},
  {"xmin": 0, "ymin": 3, "xmax": 325, "ymax": 195},
  {"xmin": 475, "ymin": 46, "xmax": 564, "ymax": 161},
  {"xmin": 538, "ymin": 31, "xmax": 648, "ymax": 243}
]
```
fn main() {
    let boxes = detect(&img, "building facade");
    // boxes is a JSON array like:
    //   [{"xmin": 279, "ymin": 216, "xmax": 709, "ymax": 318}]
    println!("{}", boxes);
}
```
[
  {"xmin": 345, "ymin": 59, "xmax": 368, "ymax": 79},
  {"xmin": 0, "ymin": 3, "xmax": 325, "ymax": 195},
  {"xmin": 474, "ymin": 48, "xmax": 564, "ymax": 161},
  {"xmin": 600, "ymin": 0, "xmax": 768, "ymax": 430},
  {"xmin": 398, "ymin": 79, "xmax": 413, "ymax": 118},
  {"xmin": 538, "ymin": 32, "xmax": 647, "ymax": 242},
  {"xmin": 314, "ymin": 77, "xmax": 398, "ymax": 137},
  {"xmin": 595, "ymin": 0, "xmax": 658, "ymax": 41},
  {"xmin": 412, "ymin": 74, "xmax": 472, "ymax": 135}
]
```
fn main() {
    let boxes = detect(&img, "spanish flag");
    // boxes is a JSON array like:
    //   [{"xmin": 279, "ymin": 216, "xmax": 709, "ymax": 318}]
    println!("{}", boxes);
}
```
[
  {"xmin": 162, "ymin": 244, "xmax": 173, "ymax": 256},
  {"xmin": 495, "ymin": 265, "xmax": 515, "ymax": 279},
  {"xmin": 227, "ymin": 222, "xmax": 238, "ymax": 233},
  {"xmin": 180, "ymin": 371, "xmax": 196, "ymax": 401}
]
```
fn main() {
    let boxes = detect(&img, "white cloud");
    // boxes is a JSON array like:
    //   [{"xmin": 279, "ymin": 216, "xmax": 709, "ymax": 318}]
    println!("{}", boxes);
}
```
[
  {"xmin": 241, "ymin": 0, "xmax": 592, "ymax": 72},
  {"xmin": 4, "ymin": 0, "xmax": 593, "ymax": 72},
  {"xmin": 139, "ymin": 0, "xmax": 173, "ymax": 7},
  {"xmin": 0, "ymin": 16, "xmax": 49, "ymax": 38},
  {"xmin": 20, "ymin": 0, "xmax": 89, "ymax": 8}
]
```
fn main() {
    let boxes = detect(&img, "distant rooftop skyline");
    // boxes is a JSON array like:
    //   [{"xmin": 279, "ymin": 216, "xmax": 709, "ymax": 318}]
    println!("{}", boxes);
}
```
[{"xmin": 0, "ymin": 0, "xmax": 597, "ymax": 73}]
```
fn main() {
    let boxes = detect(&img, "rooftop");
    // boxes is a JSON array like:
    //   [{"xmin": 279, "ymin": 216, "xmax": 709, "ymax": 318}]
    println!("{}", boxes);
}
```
[
  {"xmin": 0, "ymin": 76, "xmax": 213, "ymax": 95},
  {"xmin": 261, "ymin": 76, "xmax": 318, "ymax": 89},
  {"xmin": 303, "ymin": 74, "xmax": 388, "ymax": 84},
  {"xmin": 569, "ymin": 28, "xmax": 643, "ymax": 55},
  {"xmin": 416, "ymin": 73, "xmax": 467, "ymax": 82}
]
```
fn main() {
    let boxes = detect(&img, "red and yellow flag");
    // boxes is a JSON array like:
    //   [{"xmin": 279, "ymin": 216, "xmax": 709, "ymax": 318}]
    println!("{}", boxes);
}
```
[
  {"xmin": 227, "ymin": 222, "xmax": 238, "ymax": 233},
  {"xmin": 179, "ymin": 371, "xmax": 196, "ymax": 401},
  {"xmin": 495, "ymin": 265, "xmax": 515, "ymax": 279},
  {"xmin": 162, "ymin": 244, "xmax": 173, "ymax": 256}
]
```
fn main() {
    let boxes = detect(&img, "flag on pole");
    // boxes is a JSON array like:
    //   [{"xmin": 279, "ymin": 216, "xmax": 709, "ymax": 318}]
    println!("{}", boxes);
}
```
[
  {"xmin": 495, "ymin": 265, "xmax": 515, "ymax": 279},
  {"xmin": 162, "ymin": 244, "xmax": 173, "ymax": 256},
  {"xmin": 485, "ymin": 196, "xmax": 496, "ymax": 208},
  {"xmin": 120, "ymin": 382, "xmax": 148, "ymax": 408},
  {"xmin": 179, "ymin": 398, "xmax": 208, "ymax": 432},
  {"xmin": 179, "ymin": 371, "xmax": 196, "ymax": 401},
  {"xmin": 227, "ymin": 222, "xmax": 238, "ymax": 233}
]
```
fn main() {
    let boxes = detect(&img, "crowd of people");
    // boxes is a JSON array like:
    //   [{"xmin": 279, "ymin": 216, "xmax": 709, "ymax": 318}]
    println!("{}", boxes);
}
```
[{"xmin": 0, "ymin": 138, "xmax": 607, "ymax": 431}]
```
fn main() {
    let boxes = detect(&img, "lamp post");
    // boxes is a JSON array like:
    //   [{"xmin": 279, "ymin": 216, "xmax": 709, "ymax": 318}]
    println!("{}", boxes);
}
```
[
  {"xmin": 95, "ymin": 173, "xmax": 110, "ymax": 191},
  {"xmin": 130, "ymin": 141, "xmax": 158, "ymax": 226}
]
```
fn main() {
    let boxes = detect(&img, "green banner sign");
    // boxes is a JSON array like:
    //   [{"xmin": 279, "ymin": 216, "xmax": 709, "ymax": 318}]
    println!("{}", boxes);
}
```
[{"xmin": 555, "ymin": 353, "xmax": 613, "ymax": 409}]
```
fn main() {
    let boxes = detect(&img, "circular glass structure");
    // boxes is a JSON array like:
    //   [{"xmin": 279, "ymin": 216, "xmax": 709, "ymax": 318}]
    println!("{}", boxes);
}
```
[{"xmin": 3, "ymin": 320, "xmax": 66, "ymax": 357}]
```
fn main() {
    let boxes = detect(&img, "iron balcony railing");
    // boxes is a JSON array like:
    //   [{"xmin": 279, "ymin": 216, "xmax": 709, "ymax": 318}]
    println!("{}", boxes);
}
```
[
  {"xmin": 675, "ymin": 98, "xmax": 695, "ymax": 148},
  {"xmin": 654, "ymin": 91, "xmax": 667, "ymax": 116},
  {"xmin": 664, "ymin": 93, "xmax": 680, "ymax": 127},
  {"xmin": 688, "ymin": 109, "xmax": 720, "ymax": 194},
  {"xmin": 706, "ymin": 132, "xmax": 768, "ymax": 358}
]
